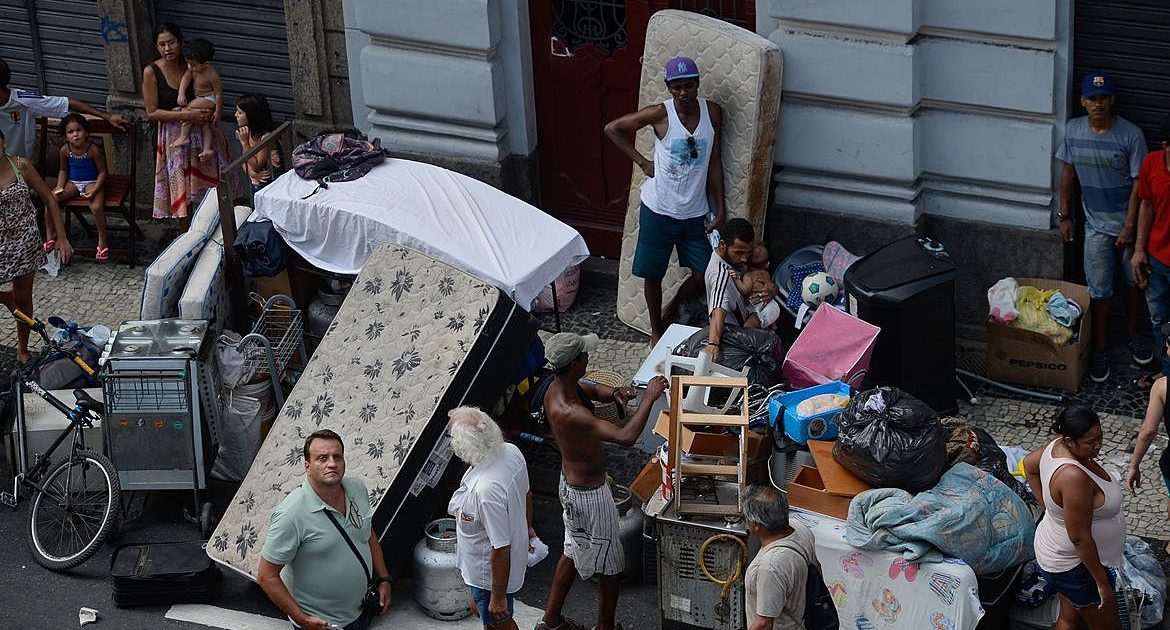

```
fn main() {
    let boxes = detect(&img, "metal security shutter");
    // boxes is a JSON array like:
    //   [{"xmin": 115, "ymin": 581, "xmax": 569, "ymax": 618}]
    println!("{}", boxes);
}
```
[
  {"xmin": 153, "ymin": 0, "xmax": 294, "ymax": 121},
  {"xmin": 1075, "ymin": 0, "xmax": 1170, "ymax": 147},
  {"xmin": 0, "ymin": 0, "xmax": 108, "ymax": 105}
]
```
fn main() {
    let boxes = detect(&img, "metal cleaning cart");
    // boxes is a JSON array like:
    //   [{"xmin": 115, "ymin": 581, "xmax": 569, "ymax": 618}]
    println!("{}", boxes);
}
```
[{"xmin": 100, "ymin": 319, "xmax": 220, "ymax": 533}]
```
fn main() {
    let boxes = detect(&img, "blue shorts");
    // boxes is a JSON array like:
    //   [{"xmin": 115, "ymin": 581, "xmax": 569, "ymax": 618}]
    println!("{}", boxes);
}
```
[
  {"xmin": 1039, "ymin": 562, "xmax": 1117, "ymax": 609},
  {"xmin": 632, "ymin": 204, "xmax": 711, "ymax": 280},
  {"xmin": 468, "ymin": 585, "xmax": 514, "ymax": 627},
  {"xmin": 1084, "ymin": 225, "xmax": 1135, "ymax": 300}
]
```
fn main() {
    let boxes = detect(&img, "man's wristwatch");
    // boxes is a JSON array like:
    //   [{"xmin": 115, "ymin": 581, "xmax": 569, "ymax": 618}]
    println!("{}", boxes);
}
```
[
  {"xmin": 1056, "ymin": 212, "xmax": 1071, "ymax": 222},
  {"xmin": 374, "ymin": 576, "xmax": 393, "ymax": 586}
]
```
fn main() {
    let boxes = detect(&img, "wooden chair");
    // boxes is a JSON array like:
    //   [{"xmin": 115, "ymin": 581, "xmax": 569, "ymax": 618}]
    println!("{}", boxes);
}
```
[{"xmin": 36, "ymin": 116, "xmax": 141, "ymax": 267}]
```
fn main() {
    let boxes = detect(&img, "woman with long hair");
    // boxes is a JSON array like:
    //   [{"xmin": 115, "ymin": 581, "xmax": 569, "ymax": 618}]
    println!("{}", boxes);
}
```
[{"xmin": 142, "ymin": 23, "xmax": 231, "ymax": 229}]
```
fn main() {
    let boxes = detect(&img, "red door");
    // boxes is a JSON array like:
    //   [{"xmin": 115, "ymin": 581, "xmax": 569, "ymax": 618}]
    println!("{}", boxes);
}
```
[{"xmin": 530, "ymin": 1, "xmax": 756, "ymax": 258}]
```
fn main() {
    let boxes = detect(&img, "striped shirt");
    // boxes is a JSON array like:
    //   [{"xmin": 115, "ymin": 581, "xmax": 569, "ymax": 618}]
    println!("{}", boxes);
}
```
[
  {"xmin": 1056, "ymin": 116, "xmax": 1147, "ymax": 237},
  {"xmin": 704, "ymin": 251, "xmax": 750, "ymax": 327}
]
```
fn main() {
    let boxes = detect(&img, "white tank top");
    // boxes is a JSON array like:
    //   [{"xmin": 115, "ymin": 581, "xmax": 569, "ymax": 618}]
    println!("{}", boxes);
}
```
[
  {"xmin": 639, "ymin": 98, "xmax": 715, "ymax": 220},
  {"xmin": 1032, "ymin": 439, "xmax": 1126, "ymax": 572}
]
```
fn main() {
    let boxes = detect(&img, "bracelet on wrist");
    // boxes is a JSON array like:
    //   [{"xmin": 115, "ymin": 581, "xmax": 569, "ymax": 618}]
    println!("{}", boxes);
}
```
[{"xmin": 374, "ymin": 575, "xmax": 392, "ymax": 585}]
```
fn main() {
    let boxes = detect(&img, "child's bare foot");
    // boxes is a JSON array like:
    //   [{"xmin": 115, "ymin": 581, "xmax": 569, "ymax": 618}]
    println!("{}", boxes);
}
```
[
  {"xmin": 169, "ymin": 137, "xmax": 191, "ymax": 149},
  {"xmin": 1165, "ymin": 540, "xmax": 1170, "ymax": 555},
  {"xmin": 16, "ymin": 350, "xmax": 31, "ymax": 364},
  {"xmin": 198, "ymin": 148, "xmax": 215, "ymax": 162}
]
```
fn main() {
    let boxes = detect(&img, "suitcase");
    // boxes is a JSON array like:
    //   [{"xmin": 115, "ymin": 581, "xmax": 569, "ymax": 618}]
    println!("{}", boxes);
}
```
[{"xmin": 110, "ymin": 540, "xmax": 222, "ymax": 607}]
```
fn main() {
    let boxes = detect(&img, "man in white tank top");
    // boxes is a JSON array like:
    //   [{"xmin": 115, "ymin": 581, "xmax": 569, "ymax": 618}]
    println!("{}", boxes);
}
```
[{"xmin": 605, "ymin": 56, "xmax": 726, "ymax": 345}]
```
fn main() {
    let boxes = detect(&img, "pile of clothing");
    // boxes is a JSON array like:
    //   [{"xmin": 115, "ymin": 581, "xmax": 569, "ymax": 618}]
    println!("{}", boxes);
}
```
[
  {"xmin": 987, "ymin": 277, "xmax": 1082, "ymax": 344},
  {"xmin": 832, "ymin": 387, "xmax": 1037, "ymax": 574}
]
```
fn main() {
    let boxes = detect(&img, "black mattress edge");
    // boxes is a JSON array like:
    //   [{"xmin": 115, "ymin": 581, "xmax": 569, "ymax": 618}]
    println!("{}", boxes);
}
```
[{"xmin": 372, "ymin": 290, "xmax": 537, "ymax": 575}]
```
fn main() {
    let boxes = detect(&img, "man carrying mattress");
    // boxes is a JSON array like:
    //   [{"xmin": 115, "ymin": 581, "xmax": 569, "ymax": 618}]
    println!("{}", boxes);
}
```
[
  {"xmin": 605, "ymin": 55, "xmax": 726, "ymax": 347},
  {"xmin": 539, "ymin": 332, "xmax": 668, "ymax": 630}
]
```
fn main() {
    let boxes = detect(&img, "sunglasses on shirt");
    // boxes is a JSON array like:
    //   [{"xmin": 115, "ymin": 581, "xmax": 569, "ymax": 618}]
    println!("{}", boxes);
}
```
[{"xmin": 686, "ymin": 136, "xmax": 698, "ymax": 160}]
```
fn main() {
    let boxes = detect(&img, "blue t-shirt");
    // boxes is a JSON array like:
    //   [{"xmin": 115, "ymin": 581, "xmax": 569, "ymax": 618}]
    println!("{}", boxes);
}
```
[{"xmin": 1056, "ymin": 116, "xmax": 1147, "ymax": 236}]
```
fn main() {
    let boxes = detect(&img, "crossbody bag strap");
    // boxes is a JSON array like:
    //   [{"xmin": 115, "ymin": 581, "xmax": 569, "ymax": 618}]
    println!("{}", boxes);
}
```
[
  {"xmin": 774, "ymin": 537, "xmax": 814, "ymax": 567},
  {"xmin": 323, "ymin": 509, "xmax": 372, "ymax": 581},
  {"xmin": 6, "ymin": 156, "xmax": 24, "ymax": 186}
]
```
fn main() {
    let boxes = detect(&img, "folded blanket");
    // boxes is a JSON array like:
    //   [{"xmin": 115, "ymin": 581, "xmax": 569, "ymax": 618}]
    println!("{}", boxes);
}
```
[{"xmin": 846, "ymin": 462, "xmax": 1035, "ymax": 574}]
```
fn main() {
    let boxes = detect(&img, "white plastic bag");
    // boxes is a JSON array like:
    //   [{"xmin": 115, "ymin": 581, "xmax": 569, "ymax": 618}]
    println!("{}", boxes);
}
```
[
  {"xmin": 987, "ymin": 277, "xmax": 1020, "ymax": 324},
  {"xmin": 40, "ymin": 250, "xmax": 60, "ymax": 277}
]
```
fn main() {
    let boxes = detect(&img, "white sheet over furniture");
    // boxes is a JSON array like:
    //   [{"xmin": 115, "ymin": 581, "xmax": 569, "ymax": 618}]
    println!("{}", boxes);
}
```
[{"xmin": 252, "ymin": 159, "xmax": 590, "ymax": 309}]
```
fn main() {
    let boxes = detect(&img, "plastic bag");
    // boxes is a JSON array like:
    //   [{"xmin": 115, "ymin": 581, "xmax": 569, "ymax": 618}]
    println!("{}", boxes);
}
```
[
  {"xmin": 1045, "ymin": 290, "xmax": 1081, "ymax": 328},
  {"xmin": 987, "ymin": 277, "xmax": 1019, "ymax": 323},
  {"xmin": 832, "ymin": 387, "xmax": 947, "ymax": 492},
  {"xmin": 210, "ymin": 393, "xmax": 262, "ymax": 482},
  {"xmin": 532, "ymin": 265, "xmax": 581, "ymax": 313},
  {"xmin": 1122, "ymin": 536, "xmax": 1166, "ymax": 628},
  {"xmin": 674, "ymin": 324, "xmax": 783, "ymax": 387},
  {"xmin": 1010, "ymin": 285, "xmax": 1072, "ymax": 345}
]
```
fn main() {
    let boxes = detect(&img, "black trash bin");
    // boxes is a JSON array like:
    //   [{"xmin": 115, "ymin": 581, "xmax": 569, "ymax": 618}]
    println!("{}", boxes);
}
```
[{"xmin": 844, "ymin": 236, "xmax": 957, "ymax": 413}]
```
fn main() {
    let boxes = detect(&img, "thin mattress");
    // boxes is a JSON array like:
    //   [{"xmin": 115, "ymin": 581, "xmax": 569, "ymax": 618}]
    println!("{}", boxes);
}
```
[
  {"xmin": 206, "ymin": 243, "xmax": 537, "ymax": 579},
  {"xmin": 616, "ymin": 10, "xmax": 782, "ymax": 334},
  {"xmin": 252, "ymin": 159, "xmax": 590, "ymax": 310}
]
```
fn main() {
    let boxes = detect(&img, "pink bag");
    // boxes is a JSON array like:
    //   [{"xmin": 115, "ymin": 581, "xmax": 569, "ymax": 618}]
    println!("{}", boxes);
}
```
[{"xmin": 783, "ymin": 306, "xmax": 880, "ymax": 389}]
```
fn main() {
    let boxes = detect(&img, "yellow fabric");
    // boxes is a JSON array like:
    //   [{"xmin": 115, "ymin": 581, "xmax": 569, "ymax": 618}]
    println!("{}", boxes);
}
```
[{"xmin": 1009, "ymin": 286, "xmax": 1072, "ymax": 345}]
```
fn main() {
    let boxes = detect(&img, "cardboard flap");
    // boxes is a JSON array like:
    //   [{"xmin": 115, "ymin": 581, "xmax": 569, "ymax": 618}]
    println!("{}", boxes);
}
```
[{"xmin": 807, "ymin": 439, "xmax": 872, "ymax": 497}]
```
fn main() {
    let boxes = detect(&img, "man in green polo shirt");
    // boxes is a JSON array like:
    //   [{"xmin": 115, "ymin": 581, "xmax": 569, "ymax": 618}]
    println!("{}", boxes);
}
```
[{"xmin": 258, "ymin": 429, "xmax": 393, "ymax": 630}]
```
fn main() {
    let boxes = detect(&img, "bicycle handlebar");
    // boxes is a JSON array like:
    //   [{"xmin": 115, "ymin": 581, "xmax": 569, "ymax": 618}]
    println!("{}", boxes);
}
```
[{"xmin": 11, "ymin": 309, "xmax": 98, "ymax": 376}]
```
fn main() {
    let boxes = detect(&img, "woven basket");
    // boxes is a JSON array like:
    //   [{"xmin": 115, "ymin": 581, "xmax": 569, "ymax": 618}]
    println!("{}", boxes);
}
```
[{"xmin": 586, "ymin": 369, "xmax": 627, "ymax": 425}]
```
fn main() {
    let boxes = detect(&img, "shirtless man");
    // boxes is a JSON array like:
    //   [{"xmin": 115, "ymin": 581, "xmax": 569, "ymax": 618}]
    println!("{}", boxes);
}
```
[{"xmin": 537, "ymin": 332, "xmax": 668, "ymax": 630}]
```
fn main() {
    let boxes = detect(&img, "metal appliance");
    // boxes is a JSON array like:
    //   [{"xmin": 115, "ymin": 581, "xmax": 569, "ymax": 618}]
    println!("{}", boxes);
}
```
[
  {"xmin": 100, "ymin": 319, "xmax": 219, "ymax": 524},
  {"xmin": 657, "ymin": 479, "xmax": 754, "ymax": 630}
]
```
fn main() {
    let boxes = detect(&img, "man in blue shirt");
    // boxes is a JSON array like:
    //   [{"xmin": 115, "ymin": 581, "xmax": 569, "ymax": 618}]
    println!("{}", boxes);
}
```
[{"xmin": 1056, "ymin": 72, "xmax": 1150, "ymax": 382}]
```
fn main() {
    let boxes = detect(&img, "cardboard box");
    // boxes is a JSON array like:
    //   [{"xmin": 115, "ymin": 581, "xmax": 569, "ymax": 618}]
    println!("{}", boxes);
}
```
[
  {"xmin": 786, "ymin": 439, "xmax": 871, "ymax": 520},
  {"xmin": 628, "ymin": 453, "xmax": 663, "ymax": 504},
  {"xmin": 986, "ymin": 277, "xmax": 1091, "ymax": 391}
]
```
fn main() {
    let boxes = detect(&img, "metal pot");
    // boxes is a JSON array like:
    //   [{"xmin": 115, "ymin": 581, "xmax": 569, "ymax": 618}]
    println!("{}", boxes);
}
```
[
  {"xmin": 412, "ymin": 518, "xmax": 472, "ymax": 620},
  {"xmin": 305, "ymin": 279, "xmax": 349, "ymax": 341}
]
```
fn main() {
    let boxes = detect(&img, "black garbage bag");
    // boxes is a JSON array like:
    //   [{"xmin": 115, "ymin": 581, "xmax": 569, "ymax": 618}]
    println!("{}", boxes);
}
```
[
  {"xmin": 673, "ymin": 324, "xmax": 783, "ymax": 387},
  {"xmin": 971, "ymin": 426, "xmax": 1039, "ymax": 510},
  {"xmin": 832, "ymin": 386, "xmax": 946, "ymax": 492}
]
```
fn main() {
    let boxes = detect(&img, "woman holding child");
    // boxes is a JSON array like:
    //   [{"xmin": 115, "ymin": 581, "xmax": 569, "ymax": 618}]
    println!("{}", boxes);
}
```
[{"xmin": 142, "ymin": 23, "xmax": 231, "ymax": 228}]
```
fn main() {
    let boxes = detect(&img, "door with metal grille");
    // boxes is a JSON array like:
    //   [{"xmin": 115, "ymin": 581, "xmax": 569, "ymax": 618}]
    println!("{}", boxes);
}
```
[
  {"xmin": 153, "ymin": 0, "xmax": 294, "ymax": 121},
  {"xmin": 530, "ymin": 0, "xmax": 756, "ymax": 258}
]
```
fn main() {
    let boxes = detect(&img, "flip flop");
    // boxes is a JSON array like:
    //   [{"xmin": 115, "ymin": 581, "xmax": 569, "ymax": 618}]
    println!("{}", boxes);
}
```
[
  {"xmin": 42, "ymin": 239, "xmax": 55, "ymax": 253},
  {"xmin": 95, "ymin": 246, "xmax": 110, "ymax": 261}
]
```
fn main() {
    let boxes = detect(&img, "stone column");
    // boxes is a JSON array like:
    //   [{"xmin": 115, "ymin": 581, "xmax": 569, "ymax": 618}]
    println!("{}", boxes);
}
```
[
  {"xmin": 96, "ymin": 0, "xmax": 155, "ymax": 206},
  {"xmin": 342, "ymin": 0, "xmax": 537, "ymax": 200}
]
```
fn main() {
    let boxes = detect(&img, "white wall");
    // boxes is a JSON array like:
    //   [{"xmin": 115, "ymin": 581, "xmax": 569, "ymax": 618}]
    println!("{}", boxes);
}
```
[
  {"xmin": 342, "ymin": 0, "xmax": 536, "ymax": 162},
  {"xmin": 765, "ymin": 0, "xmax": 1071, "ymax": 228}
]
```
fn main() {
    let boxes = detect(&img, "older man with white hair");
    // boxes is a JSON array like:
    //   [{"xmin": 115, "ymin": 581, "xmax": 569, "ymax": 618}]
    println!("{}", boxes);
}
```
[{"xmin": 447, "ymin": 406, "xmax": 533, "ymax": 630}]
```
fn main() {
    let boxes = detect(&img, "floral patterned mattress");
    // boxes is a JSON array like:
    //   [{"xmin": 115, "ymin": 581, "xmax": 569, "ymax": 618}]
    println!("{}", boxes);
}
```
[{"xmin": 206, "ymin": 243, "xmax": 537, "ymax": 579}]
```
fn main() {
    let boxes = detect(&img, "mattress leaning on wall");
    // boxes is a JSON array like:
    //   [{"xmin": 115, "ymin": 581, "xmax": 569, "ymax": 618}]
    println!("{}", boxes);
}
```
[
  {"xmin": 206, "ymin": 242, "xmax": 538, "ymax": 579},
  {"xmin": 616, "ymin": 10, "xmax": 782, "ymax": 335}
]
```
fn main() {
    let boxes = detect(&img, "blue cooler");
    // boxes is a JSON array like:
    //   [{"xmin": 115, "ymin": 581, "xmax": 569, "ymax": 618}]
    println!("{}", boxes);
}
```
[{"xmin": 768, "ymin": 381, "xmax": 850, "ymax": 444}]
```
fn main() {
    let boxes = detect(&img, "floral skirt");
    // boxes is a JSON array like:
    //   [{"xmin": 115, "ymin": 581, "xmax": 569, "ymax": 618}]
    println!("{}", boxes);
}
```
[{"xmin": 152, "ymin": 112, "xmax": 232, "ymax": 219}]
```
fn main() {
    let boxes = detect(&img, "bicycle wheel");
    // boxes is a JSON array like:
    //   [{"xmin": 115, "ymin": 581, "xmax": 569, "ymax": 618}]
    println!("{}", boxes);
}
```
[{"xmin": 27, "ymin": 450, "xmax": 120, "ymax": 570}]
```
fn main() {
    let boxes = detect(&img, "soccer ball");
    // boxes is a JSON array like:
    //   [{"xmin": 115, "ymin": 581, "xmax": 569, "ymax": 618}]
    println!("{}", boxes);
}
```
[{"xmin": 800, "ymin": 272, "xmax": 839, "ymax": 308}]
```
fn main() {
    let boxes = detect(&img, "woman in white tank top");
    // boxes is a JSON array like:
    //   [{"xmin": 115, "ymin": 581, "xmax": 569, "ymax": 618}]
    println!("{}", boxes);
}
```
[{"xmin": 1022, "ymin": 405, "xmax": 1127, "ymax": 630}]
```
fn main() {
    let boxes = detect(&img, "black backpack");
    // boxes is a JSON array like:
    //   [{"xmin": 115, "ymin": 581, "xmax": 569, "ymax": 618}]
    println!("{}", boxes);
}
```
[{"xmin": 778, "ymin": 538, "xmax": 840, "ymax": 629}]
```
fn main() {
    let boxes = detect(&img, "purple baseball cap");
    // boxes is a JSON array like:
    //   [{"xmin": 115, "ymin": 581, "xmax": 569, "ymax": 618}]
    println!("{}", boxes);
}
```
[{"xmin": 664, "ymin": 56, "xmax": 700, "ymax": 82}]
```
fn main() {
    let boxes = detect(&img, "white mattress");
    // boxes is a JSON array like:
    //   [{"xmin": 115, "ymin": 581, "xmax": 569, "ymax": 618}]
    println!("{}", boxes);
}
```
[
  {"xmin": 251, "ymin": 159, "xmax": 590, "ymax": 310},
  {"xmin": 616, "ymin": 11, "xmax": 783, "ymax": 334},
  {"xmin": 207, "ymin": 242, "xmax": 537, "ymax": 580},
  {"xmin": 178, "ymin": 206, "xmax": 252, "ymax": 337}
]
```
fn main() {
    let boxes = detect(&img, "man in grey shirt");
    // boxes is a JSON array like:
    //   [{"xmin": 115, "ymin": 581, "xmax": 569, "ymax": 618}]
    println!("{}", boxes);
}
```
[
  {"xmin": 1056, "ymin": 72, "xmax": 1150, "ymax": 383},
  {"xmin": 744, "ymin": 485, "xmax": 818, "ymax": 630}
]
